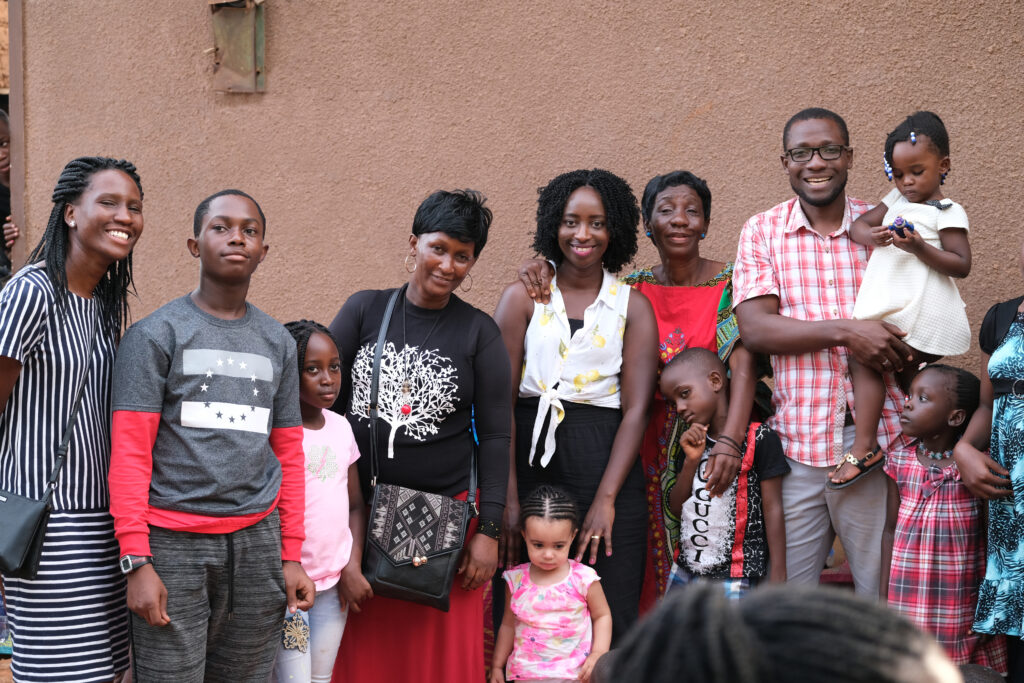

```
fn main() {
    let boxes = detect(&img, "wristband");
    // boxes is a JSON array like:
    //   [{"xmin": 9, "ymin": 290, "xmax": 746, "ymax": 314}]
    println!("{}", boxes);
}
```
[
  {"xmin": 708, "ymin": 450, "xmax": 741, "ymax": 462},
  {"xmin": 716, "ymin": 434, "xmax": 744, "ymax": 454},
  {"xmin": 476, "ymin": 519, "xmax": 501, "ymax": 540}
]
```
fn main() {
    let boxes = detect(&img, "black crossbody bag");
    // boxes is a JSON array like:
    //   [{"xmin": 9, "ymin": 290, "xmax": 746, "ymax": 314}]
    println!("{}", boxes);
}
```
[
  {"xmin": 0, "ymin": 309, "xmax": 99, "ymax": 579},
  {"xmin": 360, "ymin": 286, "xmax": 477, "ymax": 612}
]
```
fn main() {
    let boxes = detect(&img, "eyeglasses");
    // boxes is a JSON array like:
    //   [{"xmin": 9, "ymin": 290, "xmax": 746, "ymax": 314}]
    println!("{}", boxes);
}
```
[{"xmin": 784, "ymin": 145, "xmax": 849, "ymax": 163}]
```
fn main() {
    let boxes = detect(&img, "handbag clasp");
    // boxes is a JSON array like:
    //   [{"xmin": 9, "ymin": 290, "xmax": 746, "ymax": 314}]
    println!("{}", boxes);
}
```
[{"xmin": 412, "ymin": 555, "xmax": 428, "ymax": 567}]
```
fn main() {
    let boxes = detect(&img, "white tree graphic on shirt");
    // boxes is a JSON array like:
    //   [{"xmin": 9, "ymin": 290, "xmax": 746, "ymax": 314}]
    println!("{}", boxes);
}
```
[{"xmin": 351, "ymin": 341, "xmax": 459, "ymax": 459}]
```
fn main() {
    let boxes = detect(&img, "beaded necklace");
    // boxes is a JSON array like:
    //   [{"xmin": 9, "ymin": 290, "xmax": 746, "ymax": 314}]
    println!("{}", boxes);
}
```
[{"xmin": 916, "ymin": 443, "xmax": 953, "ymax": 461}]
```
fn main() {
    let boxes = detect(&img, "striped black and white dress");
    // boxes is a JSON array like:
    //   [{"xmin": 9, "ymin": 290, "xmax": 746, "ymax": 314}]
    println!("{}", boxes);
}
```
[{"xmin": 0, "ymin": 265, "xmax": 129, "ymax": 682}]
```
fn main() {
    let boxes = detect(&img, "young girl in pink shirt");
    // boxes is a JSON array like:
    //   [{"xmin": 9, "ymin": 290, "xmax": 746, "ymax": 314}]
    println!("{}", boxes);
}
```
[
  {"xmin": 491, "ymin": 485, "xmax": 612, "ymax": 683},
  {"xmin": 273, "ymin": 321, "xmax": 370, "ymax": 683}
]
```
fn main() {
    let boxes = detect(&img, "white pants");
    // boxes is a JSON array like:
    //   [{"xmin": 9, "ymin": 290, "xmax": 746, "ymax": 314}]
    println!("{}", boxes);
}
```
[
  {"xmin": 272, "ymin": 584, "xmax": 348, "ymax": 683},
  {"xmin": 781, "ymin": 424, "xmax": 887, "ymax": 598}
]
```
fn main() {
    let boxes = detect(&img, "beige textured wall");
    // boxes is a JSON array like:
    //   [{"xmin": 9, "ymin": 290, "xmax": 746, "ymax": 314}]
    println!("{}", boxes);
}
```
[{"xmin": 11, "ymin": 1, "xmax": 1024, "ymax": 369}]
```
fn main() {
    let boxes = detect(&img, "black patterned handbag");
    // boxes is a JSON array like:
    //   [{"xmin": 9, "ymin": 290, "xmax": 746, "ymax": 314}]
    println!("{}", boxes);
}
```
[
  {"xmin": 0, "ymin": 309, "xmax": 99, "ymax": 579},
  {"xmin": 360, "ymin": 286, "xmax": 477, "ymax": 612}
]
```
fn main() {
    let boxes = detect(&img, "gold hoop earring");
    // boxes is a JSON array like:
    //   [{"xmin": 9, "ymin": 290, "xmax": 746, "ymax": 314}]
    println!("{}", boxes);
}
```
[
  {"xmin": 460, "ymin": 273, "xmax": 473, "ymax": 292},
  {"xmin": 404, "ymin": 253, "xmax": 417, "ymax": 273}
]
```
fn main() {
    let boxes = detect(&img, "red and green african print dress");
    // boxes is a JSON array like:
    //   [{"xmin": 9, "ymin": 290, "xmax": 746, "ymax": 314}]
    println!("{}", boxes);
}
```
[{"xmin": 622, "ymin": 262, "xmax": 738, "ymax": 612}]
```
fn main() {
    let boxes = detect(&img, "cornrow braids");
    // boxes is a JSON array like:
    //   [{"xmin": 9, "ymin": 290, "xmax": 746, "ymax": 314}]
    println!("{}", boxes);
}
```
[
  {"xmin": 284, "ymin": 319, "xmax": 340, "ymax": 372},
  {"xmin": 27, "ymin": 156, "xmax": 143, "ymax": 342},
  {"xmin": 609, "ymin": 583, "xmax": 941, "ymax": 683},
  {"xmin": 533, "ymin": 169, "xmax": 640, "ymax": 274},
  {"xmin": 519, "ymin": 484, "xmax": 579, "ymax": 529},
  {"xmin": 883, "ymin": 111, "xmax": 950, "ymax": 180},
  {"xmin": 920, "ymin": 363, "xmax": 980, "ymax": 425}
]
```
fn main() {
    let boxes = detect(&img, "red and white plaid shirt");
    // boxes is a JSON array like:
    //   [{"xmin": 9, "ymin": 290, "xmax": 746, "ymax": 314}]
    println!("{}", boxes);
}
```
[{"xmin": 732, "ymin": 196, "xmax": 903, "ymax": 468}]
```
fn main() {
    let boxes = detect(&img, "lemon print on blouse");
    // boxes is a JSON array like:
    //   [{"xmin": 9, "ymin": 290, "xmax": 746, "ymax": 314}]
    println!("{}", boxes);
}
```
[
  {"xmin": 592, "ymin": 324, "xmax": 606, "ymax": 349},
  {"xmin": 609, "ymin": 284, "xmax": 618, "ymax": 296},
  {"xmin": 539, "ymin": 307, "xmax": 554, "ymax": 326},
  {"xmin": 573, "ymin": 369, "xmax": 603, "ymax": 391}
]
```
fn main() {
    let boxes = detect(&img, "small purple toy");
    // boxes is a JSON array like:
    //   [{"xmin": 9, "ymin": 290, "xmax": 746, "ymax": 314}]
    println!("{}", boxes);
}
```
[{"xmin": 889, "ymin": 216, "xmax": 915, "ymax": 238}]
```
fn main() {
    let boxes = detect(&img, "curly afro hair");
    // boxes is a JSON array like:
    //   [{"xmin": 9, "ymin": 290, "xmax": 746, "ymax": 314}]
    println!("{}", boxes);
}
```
[{"xmin": 532, "ymin": 169, "xmax": 640, "ymax": 274}]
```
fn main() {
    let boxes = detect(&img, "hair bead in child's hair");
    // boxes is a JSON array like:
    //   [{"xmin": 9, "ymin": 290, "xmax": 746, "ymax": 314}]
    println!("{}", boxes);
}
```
[
  {"xmin": 883, "ymin": 153, "xmax": 894, "ymax": 181},
  {"xmin": 910, "ymin": 131, "xmax": 917, "ymax": 144}
]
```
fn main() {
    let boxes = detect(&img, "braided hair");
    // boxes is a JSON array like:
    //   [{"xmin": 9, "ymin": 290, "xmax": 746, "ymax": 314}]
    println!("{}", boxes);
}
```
[
  {"xmin": 883, "ymin": 111, "xmax": 950, "ymax": 174},
  {"xmin": 609, "ymin": 583, "xmax": 945, "ymax": 683},
  {"xmin": 28, "ymin": 156, "xmax": 143, "ymax": 342},
  {"xmin": 533, "ymin": 169, "xmax": 640, "ymax": 274},
  {"xmin": 284, "ymin": 319, "xmax": 340, "ymax": 372},
  {"xmin": 519, "ymin": 484, "xmax": 579, "ymax": 530},
  {"xmin": 919, "ymin": 363, "xmax": 980, "ymax": 426}
]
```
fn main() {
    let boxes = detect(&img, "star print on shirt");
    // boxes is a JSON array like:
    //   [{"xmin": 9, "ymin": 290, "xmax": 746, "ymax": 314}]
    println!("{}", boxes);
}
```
[{"xmin": 179, "ymin": 348, "xmax": 276, "ymax": 434}]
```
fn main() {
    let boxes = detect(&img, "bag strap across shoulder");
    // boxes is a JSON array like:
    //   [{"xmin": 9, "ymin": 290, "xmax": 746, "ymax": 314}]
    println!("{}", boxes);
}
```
[
  {"xmin": 44, "ymin": 306, "xmax": 101, "ymax": 498},
  {"xmin": 367, "ymin": 286, "xmax": 477, "ymax": 512}
]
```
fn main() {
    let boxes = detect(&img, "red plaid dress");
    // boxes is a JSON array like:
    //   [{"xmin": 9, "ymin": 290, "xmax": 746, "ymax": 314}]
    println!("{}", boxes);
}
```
[{"xmin": 885, "ymin": 442, "xmax": 1007, "ymax": 671}]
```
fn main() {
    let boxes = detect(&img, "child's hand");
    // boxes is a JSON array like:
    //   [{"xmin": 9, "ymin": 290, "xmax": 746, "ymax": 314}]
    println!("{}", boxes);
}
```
[
  {"xmin": 488, "ymin": 667, "xmax": 507, "ymax": 683},
  {"xmin": 578, "ymin": 652, "xmax": 604, "ymax": 682},
  {"xmin": 680, "ymin": 423, "xmax": 707, "ymax": 462},
  {"xmin": 890, "ymin": 225, "xmax": 924, "ymax": 255},
  {"xmin": 337, "ymin": 561, "xmax": 373, "ymax": 613},
  {"xmin": 870, "ymin": 224, "xmax": 892, "ymax": 247}
]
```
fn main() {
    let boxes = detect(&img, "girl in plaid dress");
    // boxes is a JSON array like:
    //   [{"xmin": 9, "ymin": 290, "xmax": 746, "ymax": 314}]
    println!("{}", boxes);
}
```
[{"xmin": 881, "ymin": 364, "xmax": 1006, "ymax": 671}]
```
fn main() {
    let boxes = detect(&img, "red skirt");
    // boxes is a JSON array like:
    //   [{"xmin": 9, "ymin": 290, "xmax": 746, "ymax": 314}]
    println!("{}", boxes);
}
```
[
  {"xmin": 331, "ymin": 573, "xmax": 484, "ymax": 682},
  {"xmin": 332, "ymin": 509, "xmax": 484, "ymax": 683}
]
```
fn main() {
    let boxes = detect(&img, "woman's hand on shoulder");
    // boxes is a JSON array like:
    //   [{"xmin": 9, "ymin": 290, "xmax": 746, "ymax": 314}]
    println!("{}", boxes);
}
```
[
  {"xmin": 953, "ymin": 439, "xmax": 1010, "ymax": 500},
  {"xmin": 337, "ymin": 560, "xmax": 373, "ymax": 613},
  {"xmin": 517, "ymin": 258, "xmax": 555, "ymax": 305},
  {"xmin": 459, "ymin": 531, "xmax": 499, "ymax": 590}
]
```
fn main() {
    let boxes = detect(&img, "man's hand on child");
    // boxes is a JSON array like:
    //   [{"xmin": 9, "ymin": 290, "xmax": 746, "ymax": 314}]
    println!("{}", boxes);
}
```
[
  {"xmin": 126, "ymin": 564, "xmax": 170, "ymax": 627},
  {"xmin": 283, "ymin": 560, "xmax": 315, "ymax": 612}
]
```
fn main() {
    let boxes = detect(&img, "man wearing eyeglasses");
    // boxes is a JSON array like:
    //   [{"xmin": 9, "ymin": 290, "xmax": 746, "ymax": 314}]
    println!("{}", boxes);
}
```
[{"xmin": 732, "ymin": 107, "xmax": 911, "ymax": 598}]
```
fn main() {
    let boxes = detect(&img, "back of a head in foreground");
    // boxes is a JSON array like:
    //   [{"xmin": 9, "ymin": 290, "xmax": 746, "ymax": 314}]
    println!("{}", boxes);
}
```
[{"xmin": 606, "ymin": 583, "xmax": 962, "ymax": 683}]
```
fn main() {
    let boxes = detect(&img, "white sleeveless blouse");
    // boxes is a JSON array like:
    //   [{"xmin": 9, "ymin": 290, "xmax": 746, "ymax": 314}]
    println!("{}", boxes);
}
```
[{"xmin": 519, "ymin": 268, "xmax": 630, "ymax": 467}]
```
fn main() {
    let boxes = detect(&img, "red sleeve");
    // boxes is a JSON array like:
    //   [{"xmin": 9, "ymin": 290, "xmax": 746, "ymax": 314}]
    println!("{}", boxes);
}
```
[
  {"xmin": 109, "ymin": 410, "xmax": 160, "ymax": 556},
  {"xmin": 270, "ymin": 424, "xmax": 305, "ymax": 562}
]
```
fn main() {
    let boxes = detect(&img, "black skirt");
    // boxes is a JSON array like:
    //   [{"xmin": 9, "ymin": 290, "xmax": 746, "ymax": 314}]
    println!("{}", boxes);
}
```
[{"xmin": 514, "ymin": 397, "xmax": 646, "ymax": 643}]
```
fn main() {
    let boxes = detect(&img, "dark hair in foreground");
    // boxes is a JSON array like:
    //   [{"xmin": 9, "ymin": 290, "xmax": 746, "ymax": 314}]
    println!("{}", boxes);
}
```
[
  {"xmin": 412, "ymin": 189, "xmax": 492, "ymax": 257},
  {"xmin": 782, "ymin": 107, "xmax": 850, "ymax": 149},
  {"xmin": 519, "ymin": 484, "xmax": 579, "ymax": 530},
  {"xmin": 607, "ymin": 583, "xmax": 950, "ymax": 683},
  {"xmin": 193, "ymin": 189, "xmax": 267, "ymax": 237},
  {"xmin": 284, "ymin": 319, "xmax": 340, "ymax": 374},
  {"xmin": 920, "ymin": 363, "xmax": 980, "ymax": 425},
  {"xmin": 641, "ymin": 170, "xmax": 712, "ymax": 225},
  {"xmin": 533, "ymin": 169, "xmax": 640, "ymax": 273},
  {"xmin": 883, "ymin": 111, "xmax": 950, "ymax": 173},
  {"xmin": 29, "ymin": 156, "xmax": 143, "ymax": 342}
]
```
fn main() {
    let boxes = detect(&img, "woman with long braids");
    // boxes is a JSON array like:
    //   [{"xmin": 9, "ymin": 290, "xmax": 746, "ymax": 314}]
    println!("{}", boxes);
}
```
[{"xmin": 0, "ymin": 157, "xmax": 144, "ymax": 682}]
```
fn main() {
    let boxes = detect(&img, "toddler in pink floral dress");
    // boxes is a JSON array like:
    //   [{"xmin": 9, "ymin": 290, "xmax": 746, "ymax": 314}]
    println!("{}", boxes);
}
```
[{"xmin": 490, "ymin": 485, "xmax": 612, "ymax": 683}]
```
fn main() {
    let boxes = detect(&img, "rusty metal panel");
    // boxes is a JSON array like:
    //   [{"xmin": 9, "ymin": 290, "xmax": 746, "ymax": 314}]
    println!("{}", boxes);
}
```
[{"xmin": 210, "ymin": 0, "xmax": 265, "ymax": 93}]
